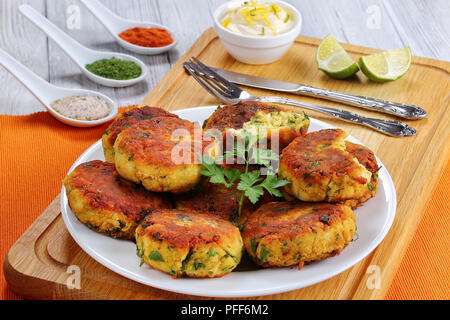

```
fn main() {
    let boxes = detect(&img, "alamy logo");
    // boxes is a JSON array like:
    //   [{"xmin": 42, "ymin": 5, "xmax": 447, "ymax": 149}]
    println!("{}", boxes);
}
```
[
  {"xmin": 66, "ymin": 5, "xmax": 81, "ymax": 30},
  {"xmin": 366, "ymin": 265, "xmax": 381, "ymax": 290},
  {"xmin": 66, "ymin": 265, "xmax": 81, "ymax": 290},
  {"xmin": 366, "ymin": 5, "xmax": 381, "ymax": 30}
]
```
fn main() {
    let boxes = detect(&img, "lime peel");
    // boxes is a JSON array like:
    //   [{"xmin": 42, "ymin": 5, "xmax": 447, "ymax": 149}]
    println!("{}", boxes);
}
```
[
  {"xmin": 316, "ymin": 34, "xmax": 359, "ymax": 80},
  {"xmin": 358, "ymin": 46, "xmax": 411, "ymax": 83}
]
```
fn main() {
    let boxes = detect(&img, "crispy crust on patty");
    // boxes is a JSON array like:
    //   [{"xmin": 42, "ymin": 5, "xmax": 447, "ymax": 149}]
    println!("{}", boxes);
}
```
[
  {"xmin": 102, "ymin": 106, "xmax": 178, "ymax": 163},
  {"xmin": 345, "ymin": 141, "xmax": 379, "ymax": 174},
  {"xmin": 175, "ymin": 173, "xmax": 276, "ymax": 226},
  {"xmin": 204, "ymin": 101, "xmax": 279, "ymax": 132},
  {"xmin": 344, "ymin": 141, "xmax": 380, "ymax": 208},
  {"xmin": 63, "ymin": 160, "xmax": 171, "ymax": 239},
  {"xmin": 242, "ymin": 202, "xmax": 356, "ymax": 267},
  {"xmin": 279, "ymin": 129, "xmax": 378, "ymax": 207},
  {"xmin": 114, "ymin": 117, "xmax": 206, "ymax": 193},
  {"xmin": 204, "ymin": 101, "xmax": 309, "ymax": 149},
  {"xmin": 135, "ymin": 209, "xmax": 243, "ymax": 278}
]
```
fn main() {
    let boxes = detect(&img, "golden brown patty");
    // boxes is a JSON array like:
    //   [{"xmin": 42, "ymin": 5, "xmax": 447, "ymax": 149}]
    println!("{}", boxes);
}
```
[
  {"xmin": 279, "ymin": 129, "xmax": 379, "ymax": 208},
  {"xmin": 242, "ymin": 202, "xmax": 356, "ymax": 267},
  {"xmin": 63, "ymin": 160, "xmax": 171, "ymax": 239},
  {"xmin": 204, "ymin": 101, "xmax": 310, "ymax": 149},
  {"xmin": 135, "ymin": 209, "xmax": 243, "ymax": 278},
  {"xmin": 102, "ymin": 106, "xmax": 178, "ymax": 163},
  {"xmin": 114, "ymin": 117, "xmax": 207, "ymax": 194},
  {"xmin": 204, "ymin": 101, "xmax": 278, "ymax": 132},
  {"xmin": 344, "ymin": 141, "xmax": 380, "ymax": 208},
  {"xmin": 175, "ymin": 172, "xmax": 276, "ymax": 227}
]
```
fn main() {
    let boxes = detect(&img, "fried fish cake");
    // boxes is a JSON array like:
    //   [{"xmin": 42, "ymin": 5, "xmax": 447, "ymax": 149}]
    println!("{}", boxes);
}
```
[
  {"xmin": 174, "ymin": 174, "xmax": 276, "ymax": 227},
  {"xmin": 344, "ymin": 141, "xmax": 380, "ymax": 208},
  {"xmin": 135, "ymin": 209, "xmax": 243, "ymax": 278},
  {"xmin": 204, "ymin": 101, "xmax": 310, "ymax": 149},
  {"xmin": 63, "ymin": 160, "xmax": 171, "ymax": 239},
  {"xmin": 114, "ymin": 117, "xmax": 205, "ymax": 194},
  {"xmin": 102, "ymin": 106, "xmax": 178, "ymax": 163},
  {"xmin": 242, "ymin": 202, "xmax": 356, "ymax": 267},
  {"xmin": 278, "ymin": 129, "xmax": 379, "ymax": 208}
]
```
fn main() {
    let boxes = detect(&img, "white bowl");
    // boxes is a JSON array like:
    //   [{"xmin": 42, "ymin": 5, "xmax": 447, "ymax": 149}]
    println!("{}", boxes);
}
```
[{"xmin": 213, "ymin": 0, "xmax": 302, "ymax": 65}]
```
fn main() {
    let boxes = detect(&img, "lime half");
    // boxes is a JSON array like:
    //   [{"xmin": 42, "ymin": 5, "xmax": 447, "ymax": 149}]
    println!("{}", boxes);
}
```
[
  {"xmin": 316, "ymin": 34, "xmax": 359, "ymax": 79},
  {"xmin": 359, "ymin": 47, "xmax": 411, "ymax": 83}
]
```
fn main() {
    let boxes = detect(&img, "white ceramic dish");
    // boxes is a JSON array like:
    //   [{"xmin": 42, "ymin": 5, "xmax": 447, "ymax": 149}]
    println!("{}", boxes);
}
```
[
  {"xmin": 19, "ymin": 4, "xmax": 147, "ymax": 88},
  {"xmin": 80, "ymin": 0, "xmax": 177, "ymax": 56},
  {"xmin": 213, "ymin": 1, "xmax": 302, "ymax": 64},
  {"xmin": 60, "ymin": 106, "xmax": 396, "ymax": 297},
  {"xmin": 0, "ymin": 47, "xmax": 117, "ymax": 128}
]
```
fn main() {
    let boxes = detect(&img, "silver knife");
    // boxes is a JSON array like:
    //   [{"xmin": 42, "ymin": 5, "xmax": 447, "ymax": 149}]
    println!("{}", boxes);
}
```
[{"xmin": 211, "ymin": 67, "xmax": 427, "ymax": 120}]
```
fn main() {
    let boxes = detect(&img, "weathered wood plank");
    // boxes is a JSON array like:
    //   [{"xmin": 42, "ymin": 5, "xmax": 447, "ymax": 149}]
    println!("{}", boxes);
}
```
[
  {"xmin": 0, "ymin": 0, "xmax": 449, "ymax": 115},
  {"xmin": 45, "ymin": 0, "xmax": 171, "ymax": 109},
  {"xmin": 0, "ymin": 0, "xmax": 48, "ymax": 115},
  {"xmin": 383, "ymin": 0, "xmax": 450, "ymax": 59}
]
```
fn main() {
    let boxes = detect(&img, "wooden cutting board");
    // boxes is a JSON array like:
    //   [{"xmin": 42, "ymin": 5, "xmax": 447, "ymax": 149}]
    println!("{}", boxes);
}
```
[{"xmin": 4, "ymin": 28, "xmax": 449, "ymax": 300}]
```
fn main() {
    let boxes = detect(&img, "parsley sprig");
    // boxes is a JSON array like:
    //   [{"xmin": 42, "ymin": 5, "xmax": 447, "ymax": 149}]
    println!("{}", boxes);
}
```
[{"xmin": 201, "ymin": 131, "xmax": 290, "ymax": 216}]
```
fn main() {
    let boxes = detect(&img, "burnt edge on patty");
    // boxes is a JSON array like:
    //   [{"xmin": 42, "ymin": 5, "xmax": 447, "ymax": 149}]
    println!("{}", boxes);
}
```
[
  {"xmin": 64, "ymin": 160, "xmax": 171, "ymax": 239},
  {"xmin": 279, "ymin": 129, "xmax": 380, "ymax": 208},
  {"xmin": 102, "ymin": 106, "xmax": 179, "ymax": 162},
  {"xmin": 114, "ymin": 117, "xmax": 208, "ymax": 194},
  {"xmin": 135, "ymin": 209, "xmax": 243, "ymax": 278},
  {"xmin": 174, "ymin": 169, "xmax": 277, "ymax": 227},
  {"xmin": 204, "ymin": 101, "xmax": 309, "ymax": 151},
  {"xmin": 204, "ymin": 101, "xmax": 280, "ymax": 132},
  {"xmin": 242, "ymin": 201, "xmax": 356, "ymax": 268}
]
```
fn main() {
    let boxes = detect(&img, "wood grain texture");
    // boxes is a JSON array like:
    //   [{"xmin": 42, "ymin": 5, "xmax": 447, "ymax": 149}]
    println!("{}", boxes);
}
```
[
  {"xmin": 0, "ymin": 0, "xmax": 48, "ymax": 115},
  {"xmin": 0, "ymin": 0, "xmax": 449, "ymax": 115},
  {"xmin": 4, "ymin": 30, "xmax": 449, "ymax": 300}
]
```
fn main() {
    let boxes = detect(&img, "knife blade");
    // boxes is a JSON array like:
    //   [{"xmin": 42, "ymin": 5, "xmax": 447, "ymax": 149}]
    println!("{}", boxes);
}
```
[
  {"xmin": 211, "ymin": 67, "xmax": 301, "ymax": 92},
  {"xmin": 210, "ymin": 66, "xmax": 427, "ymax": 119}
]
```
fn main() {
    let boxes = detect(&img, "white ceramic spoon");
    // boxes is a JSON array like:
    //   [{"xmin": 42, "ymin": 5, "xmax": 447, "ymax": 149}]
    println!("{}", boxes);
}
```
[
  {"xmin": 0, "ymin": 47, "xmax": 118, "ymax": 127},
  {"xmin": 19, "ymin": 4, "xmax": 147, "ymax": 88},
  {"xmin": 80, "ymin": 0, "xmax": 177, "ymax": 55}
]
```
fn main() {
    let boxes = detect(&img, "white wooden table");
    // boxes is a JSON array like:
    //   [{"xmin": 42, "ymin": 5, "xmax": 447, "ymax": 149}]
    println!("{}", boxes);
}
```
[{"xmin": 0, "ymin": 0, "xmax": 449, "ymax": 115}]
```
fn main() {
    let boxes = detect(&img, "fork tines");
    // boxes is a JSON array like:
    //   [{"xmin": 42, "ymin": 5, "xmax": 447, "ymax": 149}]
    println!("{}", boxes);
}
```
[{"xmin": 183, "ymin": 58, "xmax": 243, "ymax": 104}]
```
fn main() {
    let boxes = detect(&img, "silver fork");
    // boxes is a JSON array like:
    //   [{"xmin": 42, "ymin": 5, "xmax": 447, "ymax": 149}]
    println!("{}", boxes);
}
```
[{"xmin": 183, "ymin": 58, "xmax": 416, "ymax": 137}]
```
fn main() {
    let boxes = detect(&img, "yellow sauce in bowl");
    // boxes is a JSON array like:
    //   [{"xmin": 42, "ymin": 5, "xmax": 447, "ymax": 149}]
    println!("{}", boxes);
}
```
[{"xmin": 221, "ymin": 1, "xmax": 295, "ymax": 36}]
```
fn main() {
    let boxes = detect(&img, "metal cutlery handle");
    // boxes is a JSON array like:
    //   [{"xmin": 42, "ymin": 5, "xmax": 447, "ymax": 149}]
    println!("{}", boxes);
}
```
[
  {"xmin": 257, "ymin": 96, "xmax": 416, "ymax": 136},
  {"xmin": 296, "ymin": 84, "xmax": 427, "ymax": 119}
]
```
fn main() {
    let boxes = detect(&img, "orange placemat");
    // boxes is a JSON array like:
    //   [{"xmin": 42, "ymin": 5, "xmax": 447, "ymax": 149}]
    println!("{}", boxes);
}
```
[{"xmin": 0, "ymin": 110, "xmax": 448, "ymax": 300}]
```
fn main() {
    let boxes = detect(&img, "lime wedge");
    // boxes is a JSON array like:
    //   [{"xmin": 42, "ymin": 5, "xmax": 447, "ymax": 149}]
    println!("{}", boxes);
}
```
[
  {"xmin": 316, "ymin": 34, "xmax": 359, "ymax": 79},
  {"xmin": 359, "ymin": 47, "xmax": 411, "ymax": 83}
]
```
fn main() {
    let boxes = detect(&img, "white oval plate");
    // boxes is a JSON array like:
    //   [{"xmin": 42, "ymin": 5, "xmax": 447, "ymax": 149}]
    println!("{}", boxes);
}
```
[{"xmin": 60, "ymin": 106, "xmax": 396, "ymax": 298}]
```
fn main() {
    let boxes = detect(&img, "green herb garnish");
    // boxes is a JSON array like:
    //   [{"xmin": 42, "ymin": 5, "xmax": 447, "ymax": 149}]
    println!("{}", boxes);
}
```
[
  {"xmin": 222, "ymin": 266, "xmax": 234, "ymax": 272},
  {"xmin": 259, "ymin": 27, "xmax": 265, "ymax": 36},
  {"xmin": 271, "ymin": 5, "xmax": 279, "ymax": 17},
  {"xmin": 250, "ymin": 235, "xmax": 264, "ymax": 254},
  {"xmin": 136, "ymin": 243, "xmax": 145, "ymax": 267},
  {"xmin": 148, "ymin": 250, "xmax": 164, "ymax": 262},
  {"xmin": 85, "ymin": 57, "xmax": 142, "ymax": 80},
  {"xmin": 200, "ymin": 130, "xmax": 290, "ymax": 217},
  {"xmin": 259, "ymin": 245, "xmax": 270, "ymax": 263},
  {"xmin": 193, "ymin": 261, "xmax": 206, "ymax": 270},
  {"xmin": 206, "ymin": 248, "xmax": 218, "ymax": 259}
]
